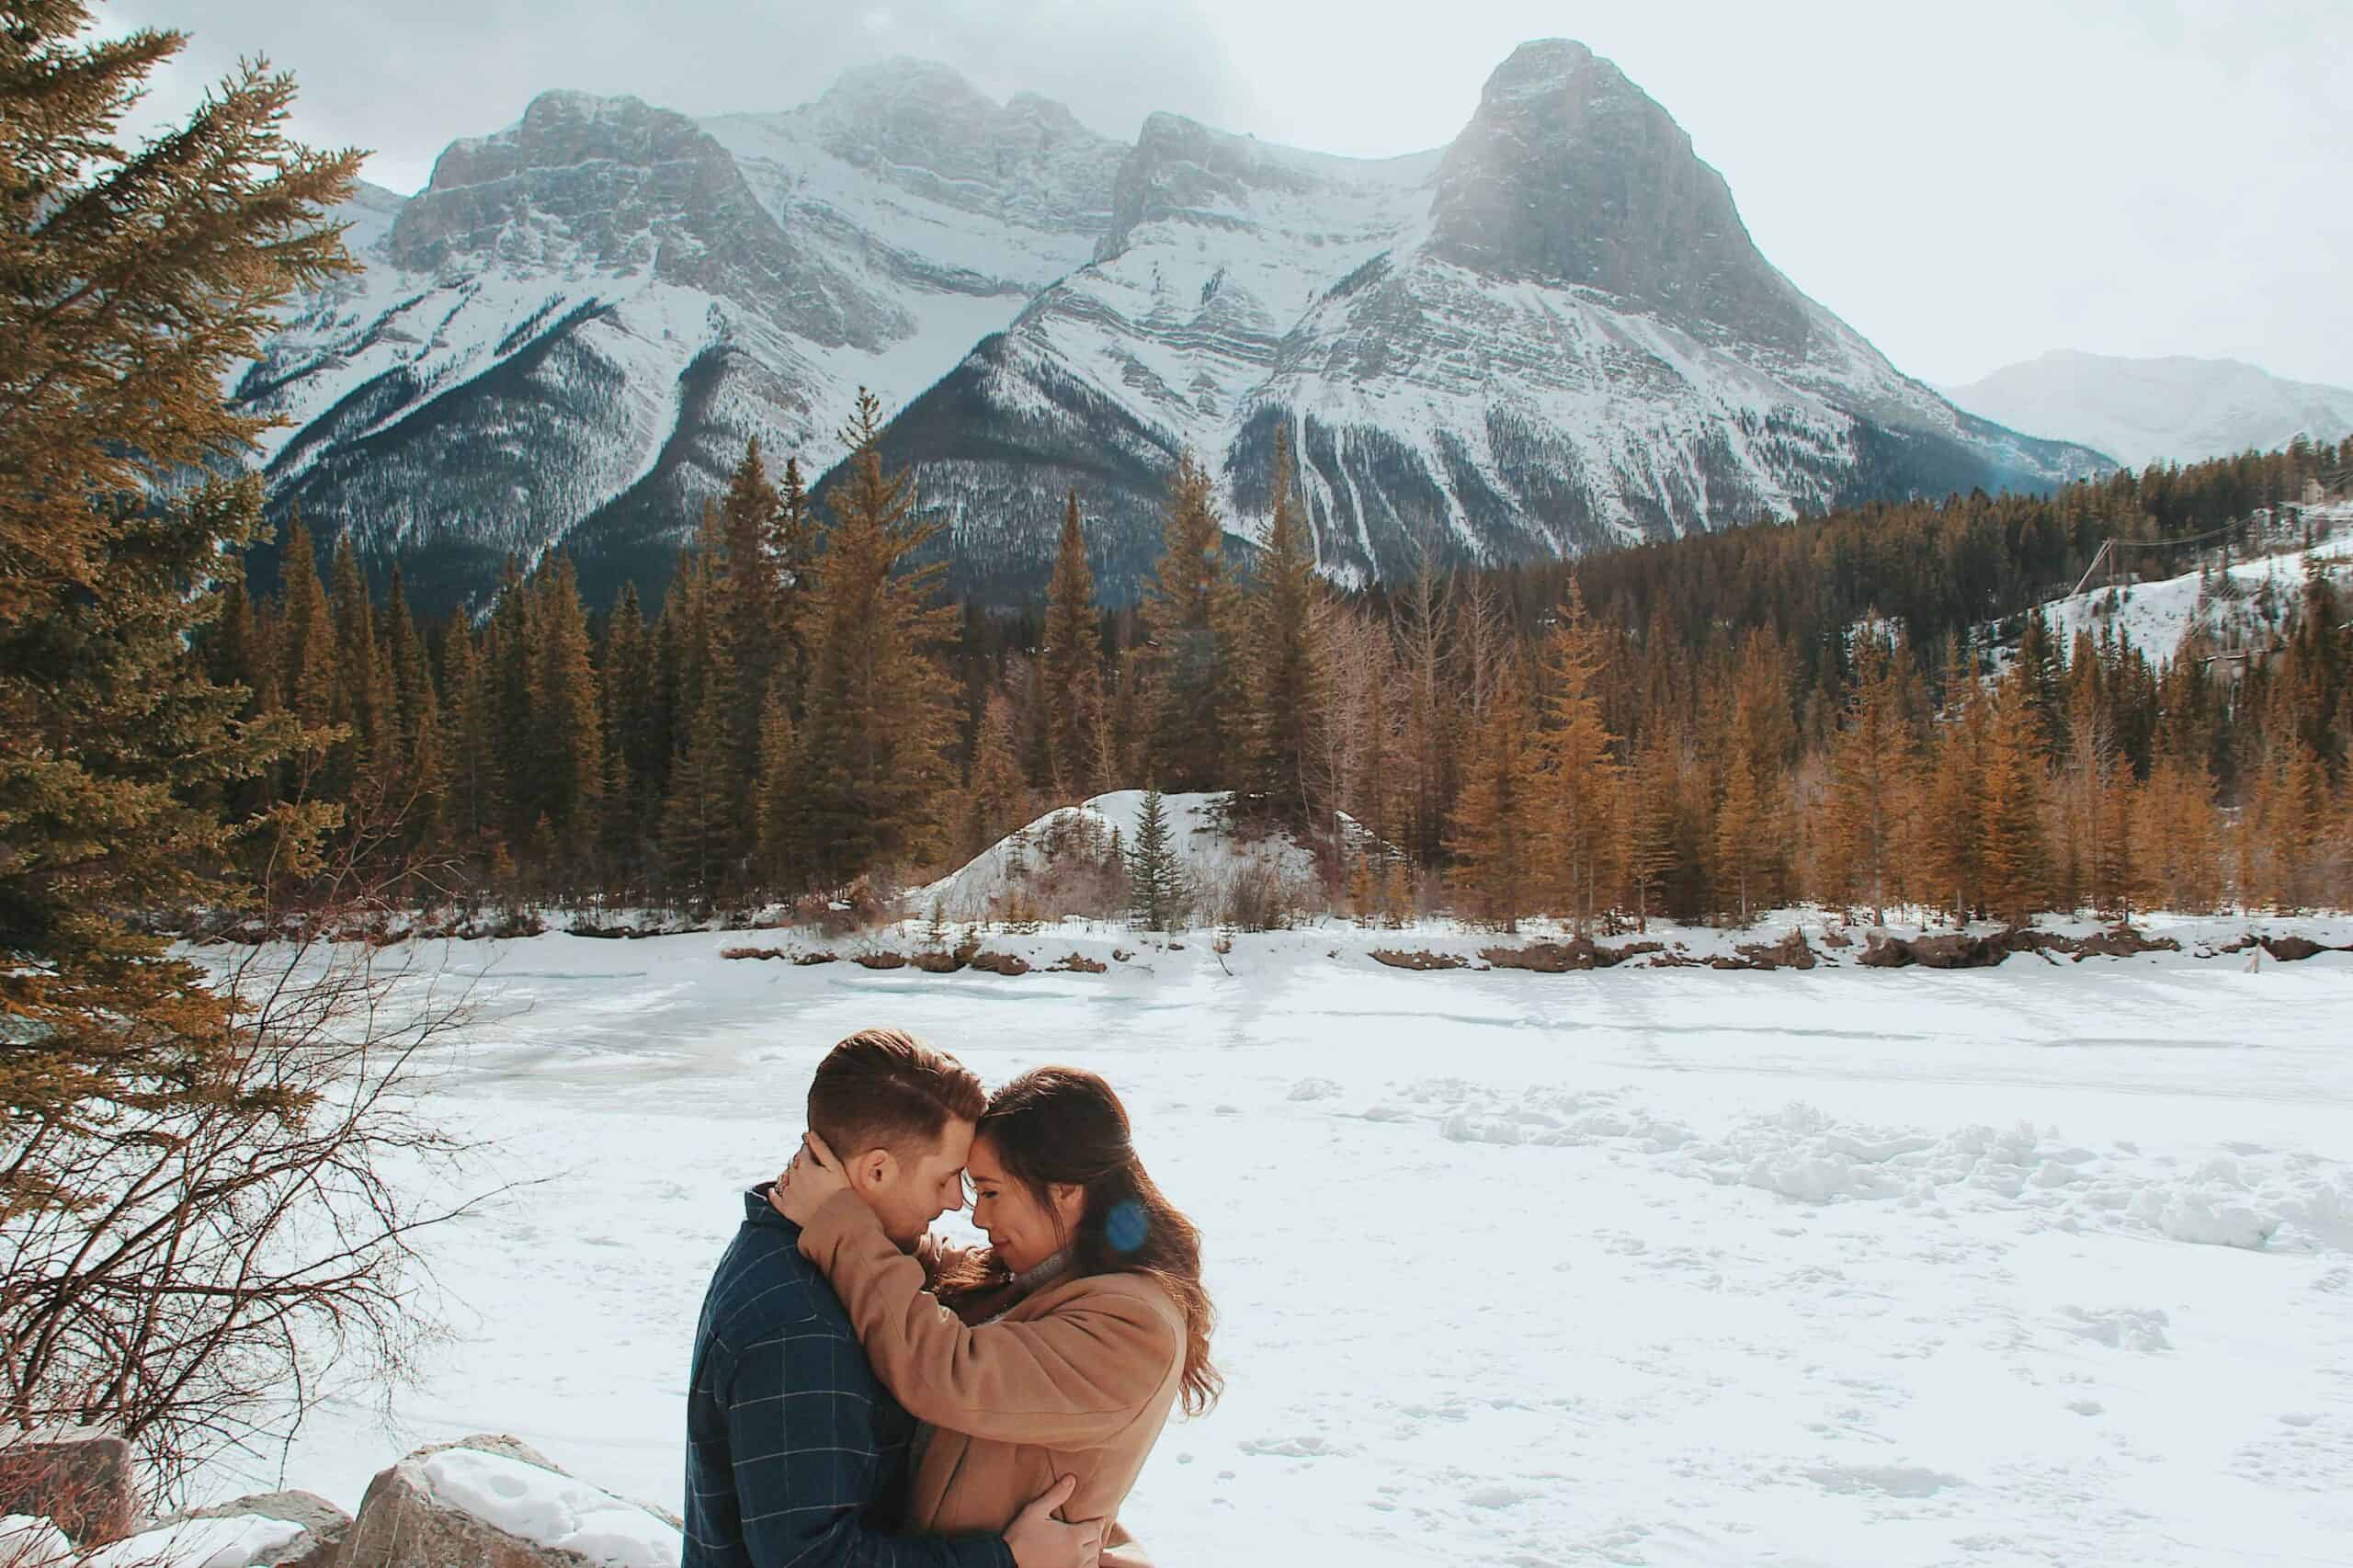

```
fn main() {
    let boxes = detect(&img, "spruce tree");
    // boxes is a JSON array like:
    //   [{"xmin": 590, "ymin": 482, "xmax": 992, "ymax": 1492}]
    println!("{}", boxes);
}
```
[
  {"xmin": 1040, "ymin": 488, "xmax": 1102, "ymax": 798},
  {"xmin": 1619, "ymin": 730, "xmax": 1676, "ymax": 932},
  {"xmin": 327, "ymin": 537, "xmax": 385, "ymax": 795},
  {"xmin": 529, "ymin": 556, "xmax": 604, "ymax": 854},
  {"xmin": 716, "ymin": 439, "xmax": 785, "ymax": 776},
  {"xmin": 1824, "ymin": 630, "xmax": 1916, "ymax": 925},
  {"xmin": 1920, "ymin": 642, "xmax": 1988, "ymax": 923},
  {"xmin": 1240, "ymin": 426, "xmax": 1321, "ymax": 821},
  {"xmin": 961, "ymin": 689, "xmax": 1029, "ymax": 860},
  {"xmin": 0, "ymin": 8, "xmax": 358, "ymax": 1134},
  {"xmin": 663, "ymin": 673, "xmax": 734, "ymax": 907},
  {"xmin": 1141, "ymin": 453, "xmax": 1235, "ymax": 791},
  {"xmin": 788, "ymin": 390, "xmax": 959, "ymax": 882},
  {"xmin": 1978, "ymin": 665, "xmax": 2052, "ymax": 927},
  {"xmin": 1448, "ymin": 661, "xmax": 1539, "ymax": 932},
  {"xmin": 1533, "ymin": 581, "xmax": 1616, "ymax": 932},
  {"xmin": 1125, "ymin": 786, "xmax": 1185, "ymax": 930},
  {"xmin": 277, "ymin": 513, "xmax": 339, "ymax": 741},
  {"xmin": 753, "ymin": 687, "xmax": 798, "ymax": 892}
]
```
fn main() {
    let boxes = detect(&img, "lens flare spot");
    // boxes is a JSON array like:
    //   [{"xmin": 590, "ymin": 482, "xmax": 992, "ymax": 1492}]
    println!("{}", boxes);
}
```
[{"xmin": 1107, "ymin": 1198, "xmax": 1149, "ymax": 1253}]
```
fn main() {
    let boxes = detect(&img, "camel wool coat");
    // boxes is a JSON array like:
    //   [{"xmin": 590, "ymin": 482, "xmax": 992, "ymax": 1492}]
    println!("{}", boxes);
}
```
[{"xmin": 796, "ymin": 1189, "xmax": 1186, "ymax": 1538}]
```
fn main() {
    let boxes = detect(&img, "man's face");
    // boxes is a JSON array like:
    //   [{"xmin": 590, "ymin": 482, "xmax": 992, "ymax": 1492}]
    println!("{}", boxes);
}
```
[{"xmin": 856, "ymin": 1117, "xmax": 975, "ymax": 1248}]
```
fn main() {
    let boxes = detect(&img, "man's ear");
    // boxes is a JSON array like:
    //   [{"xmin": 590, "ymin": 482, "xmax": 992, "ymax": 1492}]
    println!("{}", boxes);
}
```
[{"xmin": 851, "ymin": 1147, "xmax": 898, "ymax": 1192}]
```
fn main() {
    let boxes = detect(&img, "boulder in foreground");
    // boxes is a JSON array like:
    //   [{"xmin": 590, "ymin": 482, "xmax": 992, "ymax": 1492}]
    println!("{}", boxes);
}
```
[{"xmin": 337, "ymin": 1436, "xmax": 677, "ymax": 1568}]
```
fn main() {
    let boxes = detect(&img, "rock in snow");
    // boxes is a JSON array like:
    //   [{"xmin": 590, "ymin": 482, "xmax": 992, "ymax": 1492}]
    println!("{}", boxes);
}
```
[
  {"xmin": 335, "ymin": 1437, "xmax": 678, "ymax": 1568},
  {"xmin": 0, "ymin": 1426, "xmax": 137, "ymax": 1546}
]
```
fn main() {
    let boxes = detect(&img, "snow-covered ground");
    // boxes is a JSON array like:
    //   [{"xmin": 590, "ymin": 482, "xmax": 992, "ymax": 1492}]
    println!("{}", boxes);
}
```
[
  {"xmin": 2029, "ymin": 500, "xmax": 2351, "ymax": 663},
  {"xmin": 183, "ymin": 914, "xmax": 2353, "ymax": 1566}
]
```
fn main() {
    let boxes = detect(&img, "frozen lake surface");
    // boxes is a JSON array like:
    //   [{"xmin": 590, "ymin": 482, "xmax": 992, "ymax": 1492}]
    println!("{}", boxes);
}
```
[{"xmin": 198, "ymin": 916, "xmax": 2353, "ymax": 1566}]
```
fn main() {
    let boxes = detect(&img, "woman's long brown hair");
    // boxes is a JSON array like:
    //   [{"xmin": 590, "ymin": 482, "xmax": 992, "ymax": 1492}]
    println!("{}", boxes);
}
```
[{"xmin": 935, "ymin": 1066, "xmax": 1222, "ymax": 1416}]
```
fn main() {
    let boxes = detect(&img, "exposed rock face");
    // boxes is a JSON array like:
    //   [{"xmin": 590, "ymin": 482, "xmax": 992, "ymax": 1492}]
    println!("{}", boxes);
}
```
[
  {"xmin": 1427, "ymin": 40, "xmax": 1808, "ymax": 353},
  {"xmin": 865, "ymin": 42, "xmax": 2109, "ymax": 605},
  {"xmin": 0, "ymin": 1426, "xmax": 137, "ymax": 1545},
  {"xmin": 238, "ymin": 45, "xmax": 2106, "ymax": 617},
  {"xmin": 337, "ymin": 1435, "xmax": 676, "ymax": 1568}
]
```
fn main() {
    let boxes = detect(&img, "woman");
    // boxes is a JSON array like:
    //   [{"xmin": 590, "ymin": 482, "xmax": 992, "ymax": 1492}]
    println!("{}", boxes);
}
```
[{"xmin": 772, "ymin": 1066, "xmax": 1219, "ymax": 1550}]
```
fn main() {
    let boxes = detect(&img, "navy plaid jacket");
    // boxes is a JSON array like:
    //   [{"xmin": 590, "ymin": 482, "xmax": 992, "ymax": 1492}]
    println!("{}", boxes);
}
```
[{"xmin": 683, "ymin": 1187, "xmax": 1012, "ymax": 1568}]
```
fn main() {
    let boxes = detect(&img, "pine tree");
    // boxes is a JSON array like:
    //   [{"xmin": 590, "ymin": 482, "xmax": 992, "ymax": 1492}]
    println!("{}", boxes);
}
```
[
  {"xmin": 277, "ymin": 513, "xmax": 339, "ymax": 741},
  {"xmin": 1532, "ymin": 581, "xmax": 1617, "ymax": 932},
  {"xmin": 529, "ymin": 558, "xmax": 604, "ymax": 854},
  {"xmin": 603, "ymin": 582, "xmax": 658, "ymax": 841},
  {"xmin": 440, "ymin": 613, "xmax": 502, "ymax": 853},
  {"xmin": 753, "ymin": 687, "xmax": 797, "ymax": 892},
  {"xmin": 381, "ymin": 567, "xmax": 443, "ymax": 844},
  {"xmin": 716, "ymin": 439, "xmax": 786, "ymax": 777},
  {"xmin": 1040, "ymin": 488, "xmax": 1102, "ymax": 799},
  {"xmin": 788, "ymin": 390, "xmax": 960, "ymax": 882},
  {"xmin": 1240, "ymin": 426, "xmax": 1320, "ymax": 821},
  {"xmin": 1125, "ymin": 787, "xmax": 1185, "ymax": 930},
  {"xmin": 1920, "ymin": 642, "xmax": 1988, "ymax": 922},
  {"xmin": 1141, "ymin": 452, "xmax": 1235, "ymax": 791},
  {"xmin": 1978, "ymin": 665, "xmax": 2052, "ymax": 927},
  {"xmin": 961, "ymin": 689, "xmax": 1029, "ymax": 860},
  {"xmin": 0, "ymin": 12, "xmax": 358, "ymax": 1137},
  {"xmin": 1823, "ymin": 629, "xmax": 1917, "ymax": 925},
  {"xmin": 1619, "ymin": 730, "xmax": 1676, "ymax": 933},
  {"xmin": 1712, "ymin": 722, "xmax": 1766, "ymax": 926},
  {"xmin": 1448, "ymin": 661, "xmax": 1539, "ymax": 931},
  {"xmin": 663, "ymin": 674, "xmax": 734, "ymax": 907},
  {"xmin": 326, "ymin": 536, "xmax": 385, "ymax": 797}
]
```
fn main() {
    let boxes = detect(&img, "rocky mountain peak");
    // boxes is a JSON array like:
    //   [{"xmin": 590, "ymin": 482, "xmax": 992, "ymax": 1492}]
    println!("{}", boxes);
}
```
[
  {"xmin": 794, "ymin": 59, "xmax": 1120, "ymax": 236},
  {"xmin": 1477, "ymin": 37, "xmax": 1602, "ymax": 102},
  {"xmin": 387, "ymin": 88, "xmax": 893, "ymax": 349},
  {"xmin": 1428, "ymin": 38, "xmax": 1809, "ymax": 353}
]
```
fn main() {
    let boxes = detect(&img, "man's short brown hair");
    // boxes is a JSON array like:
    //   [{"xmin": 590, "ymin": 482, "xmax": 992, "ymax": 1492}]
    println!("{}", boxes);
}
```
[{"xmin": 807, "ymin": 1028, "xmax": 986, "ymax": 1161}]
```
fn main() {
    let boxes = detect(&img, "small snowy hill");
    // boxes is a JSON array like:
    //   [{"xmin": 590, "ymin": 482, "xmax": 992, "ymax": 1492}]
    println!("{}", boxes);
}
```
[
  {"xmin": 1944, "ymin": 350, "xmax": 2353, "ymax": 472},
  {"xmin": 2018, "ymin": 500, "xmax": 2353, "ymax": 662},
  {"xmin": 913, "ymin": 790, "xmax": 1328, "ymax": 924}
]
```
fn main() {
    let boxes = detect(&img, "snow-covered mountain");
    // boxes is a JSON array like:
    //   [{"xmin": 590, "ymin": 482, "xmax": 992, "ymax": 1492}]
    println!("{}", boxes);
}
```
[
  {"xmin": 239, "ymin": 43, "xmax": 2105, "ymax": 616},
  {"xmin": 238, "ymin": 67, "xmax": 1121, "ymax": 614},
  {"xmin": 1943, "ymin": 351, "xmax": 2353, "ymax": 472}
]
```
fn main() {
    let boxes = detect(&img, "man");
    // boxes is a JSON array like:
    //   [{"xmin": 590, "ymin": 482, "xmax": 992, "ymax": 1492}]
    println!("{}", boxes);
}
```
[{"xmin": 685, "ymin": 1028, "xmax": 1102, "ymax": 1568}]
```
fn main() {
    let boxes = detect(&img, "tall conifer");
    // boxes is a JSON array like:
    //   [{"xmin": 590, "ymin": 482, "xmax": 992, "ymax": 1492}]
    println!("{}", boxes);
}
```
[{"xmin": 1040, "ymin": 488, "xmax": 1102, "ymax": 798}]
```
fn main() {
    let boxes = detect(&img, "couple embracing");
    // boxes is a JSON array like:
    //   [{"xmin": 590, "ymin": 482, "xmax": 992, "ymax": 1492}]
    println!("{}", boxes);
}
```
[{"xmin": 682, "ymin": 1028, "xmax": 1218, "ymax": 1568}]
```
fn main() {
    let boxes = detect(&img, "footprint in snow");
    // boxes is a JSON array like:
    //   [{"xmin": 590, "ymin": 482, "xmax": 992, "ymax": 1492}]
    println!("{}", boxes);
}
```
[{"xmin": 1803, "ymin": 1464, "xmax": 1965, "ymax": 1498}]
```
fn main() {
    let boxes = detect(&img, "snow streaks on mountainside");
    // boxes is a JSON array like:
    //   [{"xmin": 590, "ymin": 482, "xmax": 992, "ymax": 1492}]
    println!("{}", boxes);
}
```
[
  {"xmin": 239, "ymin": 72, "xmax": 1121, "ymax": 615},
  {"xmin": 240, "ymin": 41, "xmax": 2106, "ymax": 615}
]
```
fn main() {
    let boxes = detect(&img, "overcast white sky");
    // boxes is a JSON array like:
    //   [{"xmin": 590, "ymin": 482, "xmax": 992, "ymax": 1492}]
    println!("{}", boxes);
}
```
[{"xmin": 97, "ymin": 0, "xmax": 2349, "ymax": 389}]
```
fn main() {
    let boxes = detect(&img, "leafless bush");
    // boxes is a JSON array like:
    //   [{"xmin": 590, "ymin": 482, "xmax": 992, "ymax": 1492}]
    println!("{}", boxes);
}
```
[
  {"xmin": 1, "ymin": 840, "xmax": 490, "ymax": 1499},
  {"xmin": 1195, "ymin": 858, "xmax": 1316, "ymax": 932}
]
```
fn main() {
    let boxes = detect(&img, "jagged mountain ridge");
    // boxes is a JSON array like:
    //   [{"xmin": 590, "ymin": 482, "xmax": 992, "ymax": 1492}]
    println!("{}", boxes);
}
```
[
  {"xmin": 1942, "ymin": 350, "xmax": 2353, "ymax": 472},
  {"xmin": 868, "ymin": 40, "xmax": 2109, "ymax": 605},
  {"xmin": 237, "ymin": 66, "xmax": 1123, "ymax": 614},
  {"xmin": 237, "ymin": 42, "xmax": 2106, "ymax": 616}
]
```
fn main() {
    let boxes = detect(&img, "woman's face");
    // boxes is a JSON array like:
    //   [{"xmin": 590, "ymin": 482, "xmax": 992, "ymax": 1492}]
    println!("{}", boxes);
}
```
[{"xmin": 966, "ymin": 1136, "xmax": 1075, "ymax": 1276}]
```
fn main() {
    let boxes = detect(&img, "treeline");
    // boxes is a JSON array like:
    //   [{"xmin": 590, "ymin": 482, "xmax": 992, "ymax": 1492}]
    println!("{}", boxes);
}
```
[{"xmin": 214, "ymin": 426, "xmax": 2353, "ymax": 925}]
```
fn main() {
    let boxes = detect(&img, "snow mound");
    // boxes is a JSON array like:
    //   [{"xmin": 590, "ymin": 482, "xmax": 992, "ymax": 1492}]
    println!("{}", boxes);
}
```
[
  {"xmin": 913, "ymin": 790, "xmax": 1324, "ymax": 923},
  {"xmin": 0, "ymin": 1517, "xmax": 74, "ymax": 1568},
  {"xmin": 421, "ymin": 1450, "xmax": 679, "ymax": 1568},
  {"xmin": 84, "ymin": 1517, "xmax": 306, "ymax": 1568}
]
